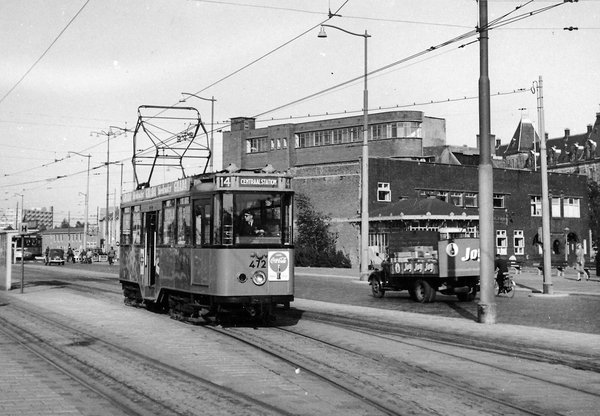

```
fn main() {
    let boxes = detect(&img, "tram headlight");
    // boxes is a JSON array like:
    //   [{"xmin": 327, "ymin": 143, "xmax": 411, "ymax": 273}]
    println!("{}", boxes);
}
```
[
  {"xmin": 238, "ymin": 273, "xmax": 248, "ymax": 283},
  {"xmin": 251, "ymin": 270, "xmax": 267, "ymax": 286}
]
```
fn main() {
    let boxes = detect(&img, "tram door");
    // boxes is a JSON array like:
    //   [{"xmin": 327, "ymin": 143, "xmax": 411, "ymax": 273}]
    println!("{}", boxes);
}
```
[{"xmin": 144, "ymin": 211, "xmax": 157, "ymax": 287}]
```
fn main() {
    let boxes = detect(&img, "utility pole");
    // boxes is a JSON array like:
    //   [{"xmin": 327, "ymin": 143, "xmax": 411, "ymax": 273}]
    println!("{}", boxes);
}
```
[
  {"xmin": 537, "ymin": 76, "xmax": 553, "ymax": 294},
  {"xmin": 477, "ymin": 0, "xmax": 497, "ymax": 324}
]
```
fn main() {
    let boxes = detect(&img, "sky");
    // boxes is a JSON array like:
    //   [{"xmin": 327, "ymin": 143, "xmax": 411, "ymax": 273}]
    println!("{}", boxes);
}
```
[{"xmin": 1, "ymin": 0, "xmax": 599, "ymax": 227}]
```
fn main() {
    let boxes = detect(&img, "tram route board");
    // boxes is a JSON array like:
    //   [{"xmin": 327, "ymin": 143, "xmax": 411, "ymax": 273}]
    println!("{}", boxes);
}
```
[{"xmin": 122, "ymin": 173, "xmax": 292, "ymax": 204}]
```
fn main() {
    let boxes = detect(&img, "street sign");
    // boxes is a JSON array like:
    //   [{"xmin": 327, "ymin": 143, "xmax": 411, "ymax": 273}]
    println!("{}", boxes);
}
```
[{"xmin": 19, "ymin": 223, "xmax": 28, "ymax": 234}]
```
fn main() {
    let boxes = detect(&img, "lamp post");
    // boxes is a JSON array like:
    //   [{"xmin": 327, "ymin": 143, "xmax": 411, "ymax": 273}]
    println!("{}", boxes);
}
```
[
  {"xmin": 91, "ymin": 126, "xmax": 128, "ymax": 251},
  {"xmin": 318, "ymin": 24, "xmax": 371, "ymax": 281},
  {"xmin": 68, "ymin": 152, "xmax": 91, "ymax": 253},
  {"xmin": 180, "ymin": 92, "xmax": 216, "ymax": 172}
]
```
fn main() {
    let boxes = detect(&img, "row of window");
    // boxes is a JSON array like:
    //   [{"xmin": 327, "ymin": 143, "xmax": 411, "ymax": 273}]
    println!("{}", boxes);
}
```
[
  {"xmin": 377, "ymin": 184, "xmax": 582, "ymax": 218},
  {"xmin": 246, "ymin": 121, "xmax": 422, "ymax": 153},
  {"xmin": 247, "ymin": 137, "xmax": 289, "ymax": 154},
  {"xmin": 531, "ymin": 196, "xmax": 580, "ymax": 218},
  {"xmin": 46, "ymin": 234, "xmax": 84, "ymax": 242},
  {"xmin": 496, "ymin": 230, "xmax": 525, "ymax": 255}
]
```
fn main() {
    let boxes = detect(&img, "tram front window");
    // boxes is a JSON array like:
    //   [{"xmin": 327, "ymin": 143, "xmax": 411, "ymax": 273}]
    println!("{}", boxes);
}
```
[{"xmin": 228, "ymin": 193, "xmax": 292, "ymax": 245}]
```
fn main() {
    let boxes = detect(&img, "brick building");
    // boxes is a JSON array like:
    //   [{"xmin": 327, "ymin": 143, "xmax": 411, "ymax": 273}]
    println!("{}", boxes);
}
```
[
  {"xmin": 222, "ymin": 110, "xmax": 591, "ymax": 268},
  {"xmin": 40, "ymin": 227, "xmax": 99, "ymax": 252},
  {"xmin": 223, "ymin": 110, "xmax": 446, "ymax": 171},
  {"xmin": 293, "ymin": 158, "xmax": 589, "ymax": 267}
]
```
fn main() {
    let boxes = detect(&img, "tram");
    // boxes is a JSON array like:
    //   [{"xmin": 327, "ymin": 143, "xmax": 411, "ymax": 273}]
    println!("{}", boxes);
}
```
[{"xmin": 119, "ymin": 166, "xmax": 294, "ymax": 323}]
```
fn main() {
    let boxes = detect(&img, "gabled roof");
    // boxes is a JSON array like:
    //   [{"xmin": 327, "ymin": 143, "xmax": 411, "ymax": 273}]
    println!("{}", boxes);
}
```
[
  {"xmin": 503, "ymin": 118, "xmax": 539, "ymax": 156},
  {"xmin": 369, "ymin": 197, "xmax": 478, "ymax": 221}
]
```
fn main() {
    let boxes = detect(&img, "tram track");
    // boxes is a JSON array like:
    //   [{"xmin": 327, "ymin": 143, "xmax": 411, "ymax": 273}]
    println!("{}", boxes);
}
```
[
  {"xmin": 215, "ymin": 313, "xmax": 600, "ymax": 416},
  {"xmin": 300, "ymin": 309, "xmax": 600, "ymax": 373},
  {"xmin": 10, "ymin": 265, "xmax": 600, "ymax": 414},
  {"xmin": 0, "ymin": 298, "xmax": 303, "ymax": 416}
]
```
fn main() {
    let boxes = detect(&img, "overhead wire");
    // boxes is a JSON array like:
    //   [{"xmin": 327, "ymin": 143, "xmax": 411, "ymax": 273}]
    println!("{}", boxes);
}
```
[
  {"xmin": 0, "ymin": 0, "xmax": 91, "ymax": 106},
  {"xmin": 1, "ymin": 0, "xmax": 579, "ymax": 193}
]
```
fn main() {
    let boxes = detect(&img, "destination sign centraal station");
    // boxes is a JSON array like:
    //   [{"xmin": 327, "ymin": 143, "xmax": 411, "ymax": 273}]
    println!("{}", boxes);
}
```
[{"xmin": 122, "ymin": 173, "xmax": 292, "ymax": 204}]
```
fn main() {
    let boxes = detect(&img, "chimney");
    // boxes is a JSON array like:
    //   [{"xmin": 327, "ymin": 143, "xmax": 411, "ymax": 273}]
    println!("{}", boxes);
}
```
[
  {"xmin": 588, "ymin": 125, "xmax": 593, "ymax": 134},
  {"xmin": 564, "ymin": 128, "xmax": 570, "ymax": 138}
]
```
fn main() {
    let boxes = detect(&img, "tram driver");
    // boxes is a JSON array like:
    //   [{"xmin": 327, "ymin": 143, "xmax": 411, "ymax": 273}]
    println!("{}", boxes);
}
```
[{"xmin": 240, "ymin": 210, "xmax": 265, "ymax": 236}]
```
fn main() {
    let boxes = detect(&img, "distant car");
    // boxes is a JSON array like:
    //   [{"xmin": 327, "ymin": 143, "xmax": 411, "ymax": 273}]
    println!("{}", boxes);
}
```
[
  {"xmin": 14, "ymin": 248, "xmax": 35, "ymax": 261},
  {"xmin": 45, "ymin": 248, "xmax": 65, "ymax": 266}
]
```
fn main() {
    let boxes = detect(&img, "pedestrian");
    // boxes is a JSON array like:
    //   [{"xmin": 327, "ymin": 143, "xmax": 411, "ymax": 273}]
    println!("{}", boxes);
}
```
[
  {"xmin": 44, "ymin": 246, "xmax": 49, "ymax": 265},
  {"xmin": 575, "ymin": 243, "xmax": 589, "ymax": 281},
  {"xmin": 67, "ymin": 247, "xmax": 74, "ymax": 263},
  {"xmin": 108, "ymin": 246, "xmax": 116, "ymax": 266}
]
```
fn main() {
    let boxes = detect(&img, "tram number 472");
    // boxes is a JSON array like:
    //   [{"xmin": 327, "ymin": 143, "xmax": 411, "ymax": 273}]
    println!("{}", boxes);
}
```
[{"xmin": 249, "ymin": 259, "xmax": 266, "ymax": 268}]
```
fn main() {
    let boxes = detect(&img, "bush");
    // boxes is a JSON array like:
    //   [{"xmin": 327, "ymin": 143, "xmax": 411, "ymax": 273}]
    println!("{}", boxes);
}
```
[{"xmin": 294, "ymin": 193, "xmax": 351, "ymax": 268}]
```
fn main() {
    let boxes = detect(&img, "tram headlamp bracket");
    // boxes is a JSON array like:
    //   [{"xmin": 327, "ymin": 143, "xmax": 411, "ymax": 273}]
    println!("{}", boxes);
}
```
[{"xmin": 251, "ymin": 270, "xmax": 267, "ymax": 286}]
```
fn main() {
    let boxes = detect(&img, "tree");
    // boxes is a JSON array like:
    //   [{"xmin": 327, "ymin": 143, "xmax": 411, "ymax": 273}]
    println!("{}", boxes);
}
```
[
  {"xmin": 294, "ymin": 193, "xmax": 351, "ymax": 268},
  {"xmin": 587, "ymin": 178, "xmax": 600, "ymax": 252},
  {"xmin": 75, "ymin": 221, "xmax": 85, "ymax": 228},
  {"xmin": 60, "ymin": 218, "xmax": 70, "ymax": 228}
]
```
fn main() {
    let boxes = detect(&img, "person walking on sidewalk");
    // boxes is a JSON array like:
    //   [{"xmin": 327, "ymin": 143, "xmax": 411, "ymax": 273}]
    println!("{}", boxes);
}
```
[
  {"xmin": 107, "ymin": 246, "xmax": 116, "ymax": 266},
  {"xmin": 575, "ymin": 243, "xmax": 589, "ymax": 281}
]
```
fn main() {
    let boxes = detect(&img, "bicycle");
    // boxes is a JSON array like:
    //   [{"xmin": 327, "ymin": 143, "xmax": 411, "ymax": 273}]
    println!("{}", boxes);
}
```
[{"xmin": 494, "ymin": 273, "xmax": 516, "ymax": 298}]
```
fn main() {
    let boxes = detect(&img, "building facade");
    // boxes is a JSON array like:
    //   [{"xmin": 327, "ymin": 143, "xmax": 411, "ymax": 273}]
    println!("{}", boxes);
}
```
[
  {"xmin": 293, "ymin": 158, "xmax": 589, "ymax": 267},
  {"xmin": 223, "ymin": 111, "xmax": 446, "ymax": 172},
  {"xmin": 40, "ymin": 227, "xmax": 99, "ymax": 252},
  {"xmin": 222, "ymin": 110, "xmax": 591, "ymax": 268}
]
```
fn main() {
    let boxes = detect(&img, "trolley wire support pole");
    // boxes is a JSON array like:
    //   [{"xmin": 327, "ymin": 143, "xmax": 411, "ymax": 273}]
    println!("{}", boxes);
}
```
[
  {"xmin": 476, "ymin": 0, "xmax": 497, "ymax": 324},
  {"xmin": 536, "ymin": 76, "xmax": 553, "ymax": 294},
  {"xmin": 90, "ymin": 126, "xmax": 129, "ymax": 251},
  {"xmin": 318, "ymin": 24, "xmax": 371, "ymax": 281},
  {"xmin": 68, "ymin": 152, "xmax": 91, "ymax": 255}
]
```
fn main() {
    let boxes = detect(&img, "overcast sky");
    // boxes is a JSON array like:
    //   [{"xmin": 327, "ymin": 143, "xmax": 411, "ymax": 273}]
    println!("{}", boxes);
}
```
[{"xmin": 1, "ymin": 0, "xmax": 598, "ymax": 226}]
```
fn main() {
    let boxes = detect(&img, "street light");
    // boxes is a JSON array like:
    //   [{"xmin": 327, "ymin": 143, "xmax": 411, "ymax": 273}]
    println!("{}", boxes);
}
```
[
  {"xmin": 90, "ymin": 126, "xmax": 129, "ymax": 251},
  {"xmin": 318, "ymin": 24, "xmax": 371, "ymax": 281},
  {"xmin": 68, "ymin": 151, "xmax": 91, "ymax": 253},
  {"xmin": 180, "ymin": 92, "xmax": 216, "ymax": 172}
]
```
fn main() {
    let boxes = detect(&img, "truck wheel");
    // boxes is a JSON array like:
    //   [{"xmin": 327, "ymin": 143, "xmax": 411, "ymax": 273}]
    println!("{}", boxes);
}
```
[
  {"xmin": 456, "ymin": 286, "xmax": 477, "ymax": 302},
  {"xmin": 371, "ymin": 279, "xmax": 386, "ymax": 298},
  {"xmin": 413, "ymin": 280, "xmax": 436, "ymax": 303}
]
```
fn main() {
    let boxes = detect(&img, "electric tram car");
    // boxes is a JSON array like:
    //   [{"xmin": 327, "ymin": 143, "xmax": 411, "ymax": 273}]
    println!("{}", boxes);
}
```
[{"xmin": 119, "ymin": 167, "xmax": 294, "ymax": 323}]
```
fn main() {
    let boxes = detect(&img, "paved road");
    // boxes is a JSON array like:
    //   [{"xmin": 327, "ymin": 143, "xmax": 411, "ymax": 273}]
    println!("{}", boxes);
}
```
[{"xmin": 295, "ymin": 265, "xmax": 600, "ymax": 335}]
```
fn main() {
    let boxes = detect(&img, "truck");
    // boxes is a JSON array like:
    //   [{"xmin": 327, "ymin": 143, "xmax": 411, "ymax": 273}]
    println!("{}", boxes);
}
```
[{"xmin": 368, "ymin": 230, "xmax": 480, "ymax": 303}]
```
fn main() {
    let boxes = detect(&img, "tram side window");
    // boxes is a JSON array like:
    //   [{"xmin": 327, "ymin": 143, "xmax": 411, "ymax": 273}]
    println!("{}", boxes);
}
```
[
  {"xmin": 121, "ymin": 207, "xmax": 131, "ymax": 246},
  {"xmin": 221, "ymin": 194, "xmax": 234, "ymax": 245},
  {"xmin": 193, "ymin": 200, "xmax": 212, "ymax": 246},
  {"xmin": 177, "ymin": 197, "xmax": 191, "ymax": 246},
  {"xmin": 163, "ymin": 200, "xmax": 176, "ymax": 246},
  {"xmin": 132, "ymin": 206, "xmax": 142, "ymax": 245}
]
